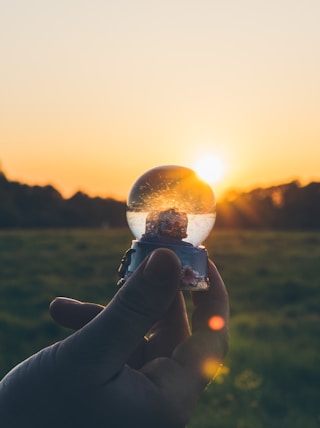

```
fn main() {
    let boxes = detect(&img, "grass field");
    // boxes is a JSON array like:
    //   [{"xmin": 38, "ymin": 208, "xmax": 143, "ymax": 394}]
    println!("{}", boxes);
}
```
[{"xmin": 0, "ymin": 229, "xmax": 319, "ymax": 427}]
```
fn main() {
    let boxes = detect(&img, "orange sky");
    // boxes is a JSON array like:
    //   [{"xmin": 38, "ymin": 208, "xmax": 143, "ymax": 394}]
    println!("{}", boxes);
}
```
[{"xmin": 1, "ymin": 0, "xmax": 319, "ymax": 201}]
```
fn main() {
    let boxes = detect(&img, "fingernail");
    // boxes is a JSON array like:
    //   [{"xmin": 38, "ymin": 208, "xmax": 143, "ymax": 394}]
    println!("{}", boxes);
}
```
[{"xmin": 49, "ymin": 297, "xmax": 81, "ymax": 310}]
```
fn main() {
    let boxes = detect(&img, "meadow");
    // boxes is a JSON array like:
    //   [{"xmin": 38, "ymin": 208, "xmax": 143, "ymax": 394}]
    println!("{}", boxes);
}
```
[{"xmin": 0, "ymin": 229, "xmax": 319, "ymax": 427}]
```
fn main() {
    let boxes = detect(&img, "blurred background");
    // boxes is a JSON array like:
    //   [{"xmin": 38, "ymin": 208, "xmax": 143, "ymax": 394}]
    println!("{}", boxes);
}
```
[{"xmin": 1, "ymin": 1, "xmax": 320, "ymax": 427}]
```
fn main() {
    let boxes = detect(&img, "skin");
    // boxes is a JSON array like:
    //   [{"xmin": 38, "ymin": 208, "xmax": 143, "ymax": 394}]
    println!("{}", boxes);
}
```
[{"xmin": 0, "ymin": 248, "xmax": 229, "ymax": 428}]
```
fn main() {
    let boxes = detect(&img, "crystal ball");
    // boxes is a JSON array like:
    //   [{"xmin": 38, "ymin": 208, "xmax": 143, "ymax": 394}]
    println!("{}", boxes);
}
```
[{"xmin": 127, "ymin": 165, "xmax": 216, "ymax": 247}]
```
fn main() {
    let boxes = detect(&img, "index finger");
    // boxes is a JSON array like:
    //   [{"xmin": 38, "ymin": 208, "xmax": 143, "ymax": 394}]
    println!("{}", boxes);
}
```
[
  {"xmin": 56, "ymin": 249, "xmax": 182, "ymax": 382},
  {"xmin": 172, "ymin": 260, "xmax": 229, "ymax": 387},
  {"xmin": 191, "ymin": 259, "xmax": 229, "ymax": 334}
]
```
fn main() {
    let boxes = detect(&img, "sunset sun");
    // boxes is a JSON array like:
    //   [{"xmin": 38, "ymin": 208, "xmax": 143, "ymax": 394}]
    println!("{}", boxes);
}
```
[{"xmin": 193, "ymin": 155, "xmax": 226, "ymax": 184}]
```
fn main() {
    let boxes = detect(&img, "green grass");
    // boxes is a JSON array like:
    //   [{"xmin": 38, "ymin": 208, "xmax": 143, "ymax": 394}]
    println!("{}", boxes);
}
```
[{"xmin": 0, "ymin": 229, "xmax": 319, "ymax": 427}]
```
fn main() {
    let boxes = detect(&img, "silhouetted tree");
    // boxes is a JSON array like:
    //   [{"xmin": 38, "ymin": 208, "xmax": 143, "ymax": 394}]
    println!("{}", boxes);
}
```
[{"xmin": 0, "ymin": 172, "xmax": 319, "ymax": 229}]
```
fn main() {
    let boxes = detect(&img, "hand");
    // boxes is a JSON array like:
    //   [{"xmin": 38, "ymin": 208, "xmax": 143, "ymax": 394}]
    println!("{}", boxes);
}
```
[{"xmin": 0, "ymin": 249, "xmax": 229, "ymax": 428}]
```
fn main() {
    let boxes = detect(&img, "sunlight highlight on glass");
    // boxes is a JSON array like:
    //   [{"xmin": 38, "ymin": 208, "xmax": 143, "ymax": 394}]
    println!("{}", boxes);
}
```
[{"xmin": 208, "ymin": 315, "xmax": 225, "ymax": 331}]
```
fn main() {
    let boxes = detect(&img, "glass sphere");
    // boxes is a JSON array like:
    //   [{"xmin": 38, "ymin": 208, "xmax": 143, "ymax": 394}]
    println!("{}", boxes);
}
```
[{"xmin": 127, "ymin": 165, "xmax": 216, "ymax": 247}]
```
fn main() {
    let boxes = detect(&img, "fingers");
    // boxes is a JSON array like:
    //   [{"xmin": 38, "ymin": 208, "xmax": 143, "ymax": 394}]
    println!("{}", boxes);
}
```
[
  {"xmin": 191, "ymin": 259, "xmax": 229, "ymax": 333},
  {"xmin": 172, "ymin": 260, "xmax": 229, "ymax": 387},
  {"xmin": 50, "ymin": 297, "xmax": 150, "ymax": 369},
  {"xmin": 146, "ymin": 292, "xmax": 190, "ymax": 361},
  {"xmin": 49, "ymin": 298, "xmax": 104, "ymax": 330},
  {"xmin": 56, "ymin": 248, "xmax": 182, "ymax": 383}
]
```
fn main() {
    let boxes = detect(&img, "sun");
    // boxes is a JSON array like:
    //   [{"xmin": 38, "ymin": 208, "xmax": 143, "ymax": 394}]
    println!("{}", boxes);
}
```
[{"xmin": 193, "ymin": 154, "xmax": 226, "ymax": 184}]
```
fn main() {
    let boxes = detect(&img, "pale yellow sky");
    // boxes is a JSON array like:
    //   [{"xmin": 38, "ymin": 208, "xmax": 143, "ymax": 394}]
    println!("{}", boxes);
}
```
[{"xmin": 1, "ymin": 0, "xmax": 319, "ymax": 200}]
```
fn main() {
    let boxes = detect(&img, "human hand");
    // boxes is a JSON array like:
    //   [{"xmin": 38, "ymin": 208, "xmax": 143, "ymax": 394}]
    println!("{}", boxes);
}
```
[{"xmin": 0, "ymin": 248, "xmax": 229, "ymax": 428}]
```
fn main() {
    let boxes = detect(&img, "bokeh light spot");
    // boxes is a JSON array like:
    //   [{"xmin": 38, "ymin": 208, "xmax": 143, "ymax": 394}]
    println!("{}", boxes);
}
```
[
  {"xmin": 208, "ymin": 315, "xmax": 225, "ymax": 331},
  {"xmin": 215, "ymin": 365, "xmax": 230, "ymax": 384},
  {"xmin": 234, "ymin": 369, "xmax": 263, "ymax": 391},
  {"xmin": 202, "ymin": 358, "xmax": 221, "ymax": 379}
]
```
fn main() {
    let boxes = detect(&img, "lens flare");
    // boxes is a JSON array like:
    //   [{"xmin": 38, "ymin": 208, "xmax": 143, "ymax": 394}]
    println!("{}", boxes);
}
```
[
  {"xmin": 201, "ymin": 358, "xmax": 222, "ymax": 379},
  {"xmin": 214, "ymin": 365, "xmax": 230, "ymax": 384},
  {"xmin": 208, "ymin": 315, "xmax": 225, "ymax": 331}
]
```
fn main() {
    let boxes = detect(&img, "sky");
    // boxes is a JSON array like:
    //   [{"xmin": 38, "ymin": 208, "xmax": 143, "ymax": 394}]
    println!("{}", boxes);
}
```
[{"xmin": 1, "ymin": 0, "xmax": 319, "ymax": 201}]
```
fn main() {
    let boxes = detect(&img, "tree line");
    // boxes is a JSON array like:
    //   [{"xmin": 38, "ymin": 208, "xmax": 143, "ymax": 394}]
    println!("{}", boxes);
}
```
[
  {"xmin": 0, "ymin": 171, "xmax": 319, "ymax": 229},
  {"xmin": 215, "ymin": 181, "xmax": 320, "ymax": 229},
  {"xmin": 0, "ymin": 172, "xmax": 125, "ymax": 228}
]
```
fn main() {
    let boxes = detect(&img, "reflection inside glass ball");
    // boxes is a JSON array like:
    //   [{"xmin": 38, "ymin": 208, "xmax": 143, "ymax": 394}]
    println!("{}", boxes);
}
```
[
  {"xmin": 127, "ymin": 165, "xmax": 216, "ymax": 247},
  {"xmin": 143, "ymin": 208, "xmax": 188, "ymax": 240}
]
